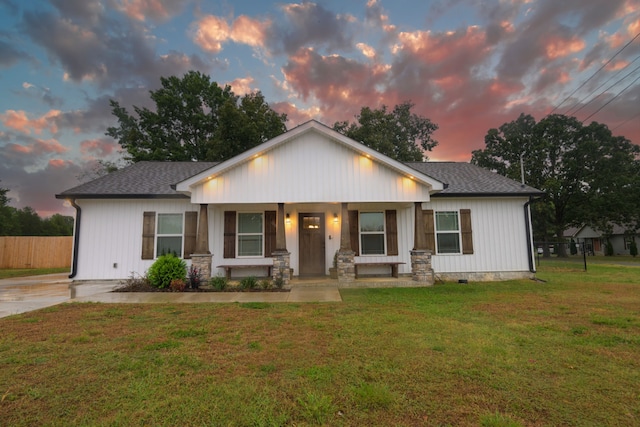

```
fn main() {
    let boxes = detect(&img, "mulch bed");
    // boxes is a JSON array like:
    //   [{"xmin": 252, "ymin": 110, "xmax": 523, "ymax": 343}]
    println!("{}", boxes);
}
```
[{"xmin": 113, "ymin": 281, "xmax": 289, "ymax": 293}]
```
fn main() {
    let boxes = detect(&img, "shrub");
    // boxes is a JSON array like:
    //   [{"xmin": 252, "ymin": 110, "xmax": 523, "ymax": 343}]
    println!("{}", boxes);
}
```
[
  {"xmin": 169, "ymin": 278, "xmax": 186, "ymax": 292},
  {"xmin": 274, "ymin": 276, "xmax": 285, "ymax": 289},
  {"xmin": 187, "ymin": 265, "xmax": 202, "ymax": 289},
  {"xmin": 570, "ymin": 239, "xmax": 578, "ymax": 255},
  {"xmin": 147, "ymin": 254, "xmax": 187, "ymax": 289},
  {"xmin": 239, "ymin": 276, "xmax": 258, "ymax": 290},
  {"xmin": 209, "ymin": 276, "xmax": 228, "ymax": 291},
  {"xmin": 630, "ymin": 239, "xmax": 638, "ymax": 258},
  {"xmin": 260, "ymin": 278, "xmax": 273, "ymax": 290},
  {"xmin": 605, "ymin": 240, "xmax": 614, "ymax": 256}
]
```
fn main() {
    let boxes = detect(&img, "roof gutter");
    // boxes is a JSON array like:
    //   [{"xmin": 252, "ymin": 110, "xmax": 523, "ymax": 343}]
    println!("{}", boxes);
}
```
[
  {"xmin": 68, "ymin": 199, "xmax": 81, "ymax": 279},
  {"xmin": 524, "ymin": 197, "xmax": 536, "ymax": 273}
]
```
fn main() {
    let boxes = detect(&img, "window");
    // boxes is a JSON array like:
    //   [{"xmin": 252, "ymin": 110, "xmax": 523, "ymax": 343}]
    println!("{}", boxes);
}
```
[
  {"xmin": 435, "ymin": 211, "xmax": 461, "ymax": 254},
  {"xmin": 360, "ymin": 212, "xmax": 385, "ymax": 255},
  {"xmin": 238, "ymin": 212, "xmax": 263, "ymax": 257},
  {"xmin": 156, "ymin": 213, "xmax": 183, "ymax": 257}
]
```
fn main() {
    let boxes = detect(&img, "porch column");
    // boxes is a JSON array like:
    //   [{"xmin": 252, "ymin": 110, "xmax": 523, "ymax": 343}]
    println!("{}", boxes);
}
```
[
  {"xmin": 192, "ymin": 204, "xmax": 212, "ymax": 280},
  {"xmin": 337, "ymin": 202, "xmax": 355, "ymax": 284},
  {"xmin": 195, "ymin": 204, "xmax": 210, "ymax": 254},
  {"xmin": 272, "ymin": 202, "xmax": 291, "ymax": 285},
  {"xmin": 411, "ymin": 202, "xmax": 433, "ymax": 285}
]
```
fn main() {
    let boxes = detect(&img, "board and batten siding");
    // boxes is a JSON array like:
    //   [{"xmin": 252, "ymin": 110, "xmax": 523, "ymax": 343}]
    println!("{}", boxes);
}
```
[
  {"xmin": 74, "ymin": 199, "xmax": 199, "ymax": 280},
  {"xmin": 427, "ymin": 197, "xmax": 532, "ymax": 277},
  {"xmin": 189, "ymin": 132, "xmax": 432, "ymax": 204}
]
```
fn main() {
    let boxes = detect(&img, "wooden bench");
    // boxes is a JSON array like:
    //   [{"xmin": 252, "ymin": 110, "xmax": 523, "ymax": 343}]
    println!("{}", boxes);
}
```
[
  {"xmin": 354, "ymin": 262, "xmax": 405, "ymax": 279},
  {"xmin": 216, "ymin": 264, "xmax": 272, "ymax": 280}
]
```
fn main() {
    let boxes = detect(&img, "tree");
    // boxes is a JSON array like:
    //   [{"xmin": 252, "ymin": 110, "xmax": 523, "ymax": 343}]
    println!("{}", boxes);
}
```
[
  {"xmin": 471, "ymin": 113, "xmax": 640, "ymax": 257},
  {"xmin": 106, "ymin": 71, "xmax": 287, "ymax": 162},
  {"xmin": 333, "ymin": 101, "xmax": 438, "ymax": 161}
]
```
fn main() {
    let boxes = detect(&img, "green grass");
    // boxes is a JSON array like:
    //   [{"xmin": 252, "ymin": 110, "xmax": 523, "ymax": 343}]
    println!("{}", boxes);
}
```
[
  {"xmin": 1, "ymin": 263, "xmax": 639, "ymax": 426},
  {"xmin": 0, "ymin": 267, "xmax": 69, "ymax": 280}
]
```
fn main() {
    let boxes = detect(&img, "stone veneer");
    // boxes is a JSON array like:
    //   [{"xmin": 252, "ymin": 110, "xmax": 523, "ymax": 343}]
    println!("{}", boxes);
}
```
[
  {"xmin": 272, "ymin": 250, "xmax": 291, "ymax": 285},
  {"xmin": 191, "ymin": 254, "xmax": 213, "ymax": 280},
  {"xmin": 337, "ymin": 249, "xmax": 356, "ymax": 284},
  {"xmin": 410, "ymin": 249, "xmax": 433, "ymax": 285}
]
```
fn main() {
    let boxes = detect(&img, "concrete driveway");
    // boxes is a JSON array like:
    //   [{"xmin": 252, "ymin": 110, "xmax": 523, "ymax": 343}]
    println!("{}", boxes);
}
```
[{"xmin": 0, "ymin": 274, "xmax": 342, "ymax": 318}]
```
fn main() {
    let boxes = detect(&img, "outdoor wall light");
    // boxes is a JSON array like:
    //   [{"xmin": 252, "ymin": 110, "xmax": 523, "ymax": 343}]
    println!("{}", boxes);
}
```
[
  {"xmin": 285, "ymin": 213, "xmax": 291, "ymax": 224},
  {"xmin": 333, "ymin": 213, "xmax": 339, "ymax": 223}
]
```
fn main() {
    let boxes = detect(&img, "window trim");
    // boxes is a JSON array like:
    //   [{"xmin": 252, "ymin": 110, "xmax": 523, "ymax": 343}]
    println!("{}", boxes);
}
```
[
  {"xmin": 156, "ymin": 213, "xmax": 184, "ymax": 258},
  {"xmin": 359, "ymin": 211, "xmax": 386, "ymax": 256},
  {"xmin": 435, "ymin": 210, "xmax": 462, "ymax": 255},
  {"xmin": 237, "ymin": 212, "xmax": 264, "ymax": 258}
]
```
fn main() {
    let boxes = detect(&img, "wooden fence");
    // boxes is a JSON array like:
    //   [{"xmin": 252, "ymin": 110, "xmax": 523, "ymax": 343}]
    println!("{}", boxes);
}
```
[{"xmin": 0, "ymin": 236, "xmax": 73, "ymax": 269}]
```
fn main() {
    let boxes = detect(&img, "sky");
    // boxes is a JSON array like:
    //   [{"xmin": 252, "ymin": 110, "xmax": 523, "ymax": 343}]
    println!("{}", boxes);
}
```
[{"xmin": 1, "ymin": 0, "xmax": 639, "ymax": 218}]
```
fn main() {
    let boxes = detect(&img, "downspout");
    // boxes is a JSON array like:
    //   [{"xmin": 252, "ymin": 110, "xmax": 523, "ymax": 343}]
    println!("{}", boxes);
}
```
[
  {"xmin": 524, "ymin": 197, "xmax": 535, "ymax": 273},
  {"xmin": 68, "ymin": 199, "xmax": 81, "ymax": 279}
]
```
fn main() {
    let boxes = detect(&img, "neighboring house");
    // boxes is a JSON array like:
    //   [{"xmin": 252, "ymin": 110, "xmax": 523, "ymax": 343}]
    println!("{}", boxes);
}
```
[
  {"xmin": 56, "ymin": 120, "xmax": 543, "ymax": 285},
  {"xmin": 565, "ymin": 224, "xmax": 637, "ymax": 256}
]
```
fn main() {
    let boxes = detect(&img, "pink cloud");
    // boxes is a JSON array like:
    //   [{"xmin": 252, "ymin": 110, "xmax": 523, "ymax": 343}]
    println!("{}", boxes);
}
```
[
  {"xmin": 227, "ymin": 77, "xmax": 256, "ymax": 96},
  {"xmin": 9, "ymin": 138, "xmax": 69, "ymax": 155},
  {"xmin": 80, "ymin": 138, "xmax": 119, "ymax": 157},
  {"xmin": 115, "ymin": 0, "xmax": 187, "ymax": 22},
  {"xmin": 1, "ymin": 110, "xmax": 61, "ymax": 135},
  {"xmin": 192, "ymin": 15, "xmax": 269, "ymax": 53},
  {"xmin": 544, "ymin": 36, "xmax": 586, "ymax": 59}
]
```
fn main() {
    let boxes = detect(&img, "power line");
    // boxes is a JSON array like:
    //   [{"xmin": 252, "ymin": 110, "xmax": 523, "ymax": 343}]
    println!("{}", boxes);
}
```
[
  {"xmin": 547, "ymin": 31, "xmax": 640, "ymax": 117},
  {"xmin": 581, "ymin": 73, "xmax": 640, "ymax": 123},
  {"xmin": 612, "ymin": 111, "xmax": 640, "ymax": 132},
  {"xmin": 568, "ymin": 62, "xmax": 640, "ymax": 117},
  {"xmin": 564, "ymin": 55, "xmax": 640, "ymax": 116}
]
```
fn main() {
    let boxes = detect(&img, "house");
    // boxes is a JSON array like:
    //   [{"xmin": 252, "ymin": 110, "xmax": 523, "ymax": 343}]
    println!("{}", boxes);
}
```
[
  {"xmin": 56, "ymin": 120, "xmax": 543, "ymax": 285},
  {"xmin": 565, "ymin": 224, "xmax": 637, "ymax": 256}
]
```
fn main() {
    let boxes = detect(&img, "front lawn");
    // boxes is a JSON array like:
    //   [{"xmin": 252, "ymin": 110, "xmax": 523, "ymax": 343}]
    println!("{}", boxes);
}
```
[{"xmin": 1, "ymin": 263, "xmax": 638, "ymax": 426}]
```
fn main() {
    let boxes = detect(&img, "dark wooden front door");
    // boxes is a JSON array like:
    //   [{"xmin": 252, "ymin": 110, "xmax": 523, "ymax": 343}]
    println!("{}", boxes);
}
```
[{"xmin": 299, "ymin": 213, "xmax": 325, "ymax": 276}]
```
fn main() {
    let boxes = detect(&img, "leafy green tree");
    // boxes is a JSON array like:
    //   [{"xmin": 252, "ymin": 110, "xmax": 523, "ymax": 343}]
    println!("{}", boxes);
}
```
[
  {"xmin": 471, "ymin": 113, "xmax": 640, "ymax": 257},
  {"xmin": 333, "ymin": 101, "xmax": 438, "ymax": 161},
  {"xmin": 106, "ymin": 71, "xmax": 287, "ymax": 162}
]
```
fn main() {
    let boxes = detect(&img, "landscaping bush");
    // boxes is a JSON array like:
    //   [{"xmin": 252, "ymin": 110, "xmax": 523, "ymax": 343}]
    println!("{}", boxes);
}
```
[
  {"xmin": 630, "ymin": 239, "xmax": 638, "ymax": 258},
  {"xmin": 260, "ymin": 278, "xmax": 274, "ymax": 290},
  {"xmin": 239, "ymin": 276, "xmax": 258, "ymax": 290},
  {"xmin": 169, "ymin": 278, "xmax": 186, "ymax": 292},
  {"xmin": 605, "ymin": 240, "xmax": 614, "ymax": 256},
  {"xmin": 209, "ymin": 276, "xmax": 228, "ymax": 291},
  {"xmin": 147, "ymin": 254, "xmax": 187, "ymax": 289},
  {"xmin": 187, "ymin": 265, "xmax": 202, "ymax": 289}
]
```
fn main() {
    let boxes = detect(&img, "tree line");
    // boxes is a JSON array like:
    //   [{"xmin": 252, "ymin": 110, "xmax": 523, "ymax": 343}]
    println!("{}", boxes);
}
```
[{"xmin": 0, "ymin": 183, "xmax": 74, "ymax": 236}]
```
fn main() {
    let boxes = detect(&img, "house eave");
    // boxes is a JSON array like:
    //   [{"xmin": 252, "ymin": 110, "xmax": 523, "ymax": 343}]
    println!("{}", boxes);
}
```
[{"xmin": 55, "ymin": 193, "xmax": 191, "ymax": 200}]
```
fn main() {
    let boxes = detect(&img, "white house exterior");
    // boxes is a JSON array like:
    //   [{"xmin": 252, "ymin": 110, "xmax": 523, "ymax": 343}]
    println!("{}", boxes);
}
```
[{"xmin": 57, "ymin": 120, "xmax": 543, "ymax": 284}]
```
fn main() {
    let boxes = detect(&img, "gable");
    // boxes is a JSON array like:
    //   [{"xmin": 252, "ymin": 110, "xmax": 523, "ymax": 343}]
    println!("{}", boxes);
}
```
[{"xmin": 177, "ymin": 121, "xmax": 443, "ymax": 204}]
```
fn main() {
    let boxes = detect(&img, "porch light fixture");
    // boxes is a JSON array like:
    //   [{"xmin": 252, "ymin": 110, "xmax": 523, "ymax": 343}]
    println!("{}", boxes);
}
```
[
  {"xmin": 333, "ymin": 213, "xmax": 339, "ymax": 223},
  {"xmin": 285, "ymin": 213, "xmax": 290, "ymax": 224}
]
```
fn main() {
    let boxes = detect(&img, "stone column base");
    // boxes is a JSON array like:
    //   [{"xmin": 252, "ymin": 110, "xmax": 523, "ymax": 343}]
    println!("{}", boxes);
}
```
[
  {"xmin": 411, "ymin": 250, "xmax": 433, "ymax": 285},
  {"xmin": 272, "ymin": 250, "xmax": 291, "ymax": 285},
  {"xmin": 337, "ymin": 250, "xmax": 356, "ymax": 284},
  {"xmin": 191, "ymin": 254, "xmax": 213, "ymax": 280}
]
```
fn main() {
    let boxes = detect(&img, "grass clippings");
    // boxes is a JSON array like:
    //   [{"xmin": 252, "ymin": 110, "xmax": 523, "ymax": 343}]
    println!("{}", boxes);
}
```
[{"xmin": 1, "ymin": 262, "xmax": 639, "ymax": 426}]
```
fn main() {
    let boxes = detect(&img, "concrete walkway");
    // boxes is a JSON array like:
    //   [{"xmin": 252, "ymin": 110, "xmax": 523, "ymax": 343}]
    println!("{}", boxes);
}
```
[{"xmin": 0, "ymin": 274, "xmax": 342, "ymax": 318}]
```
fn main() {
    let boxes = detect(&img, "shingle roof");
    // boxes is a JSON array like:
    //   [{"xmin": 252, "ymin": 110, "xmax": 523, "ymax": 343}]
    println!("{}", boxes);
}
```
[
  {"xmin": 56, "ymin": 161, "xmax": 219, "ymax": 199},
  {"xmin": 406, "ymin": 162, "xmax": 543, "ymax": 197},
  {"xmin": 57, "ymin": 160, "xmax": 543, "ymax": 199}
]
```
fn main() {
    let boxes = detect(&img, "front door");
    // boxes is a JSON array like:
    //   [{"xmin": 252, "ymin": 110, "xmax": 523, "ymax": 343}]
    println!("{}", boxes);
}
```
[{"xmin": 299, "ymin": 213, "xmax": 325, "ymax": 276}]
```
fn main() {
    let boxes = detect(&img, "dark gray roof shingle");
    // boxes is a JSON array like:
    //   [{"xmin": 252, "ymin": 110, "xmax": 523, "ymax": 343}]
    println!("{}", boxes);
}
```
[
  {"xmin": 406, "ymin": 162, "xmax": 543, "ymax": 196},
  {"xmin": 57, "ymin": 160, "xmax": 543, "ymax": 199},
  {"xmin": 56, "ymin": 161, "xmax": 218, "ymax": 198}
]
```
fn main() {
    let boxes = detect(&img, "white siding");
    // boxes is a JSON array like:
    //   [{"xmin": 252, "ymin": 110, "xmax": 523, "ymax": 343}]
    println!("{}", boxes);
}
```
[
  {"xmin": 74, "ymin": 199, "xmax": 198, "ymax": 280},
  {"xmin": 427, "ymin": 198, "xmax": 531, "ymax": 274},
  {"xmin": 190, "ymin": 132, "xmax": 432, "ymax": 204}
]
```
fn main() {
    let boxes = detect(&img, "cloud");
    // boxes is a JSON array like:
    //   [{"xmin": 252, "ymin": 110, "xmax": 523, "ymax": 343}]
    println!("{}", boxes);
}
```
[
  {"xmin": 0, "ymin": 39, "xmax": 28, "ymax": 67},
  {"xmin": 0, "ymin": 110, "xmax": 62, "ymax": 135},
  {"xmin": 80, "ymin": 138, "xmax": 119, "ymax": 158},
  {"xmin": 227, "ymin": 77, "xmax": 255, "ymax": 96},
  {"xmin": 114, "ymin": 0, "xmax": 190, "ymax": 22},
  {"xmin": 267, "ymin": 2, "xmax": 355, "ymax": 55},
  {"xmin": 192, "ymin": 14, "xmax": 270, "ymax": 53}
]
